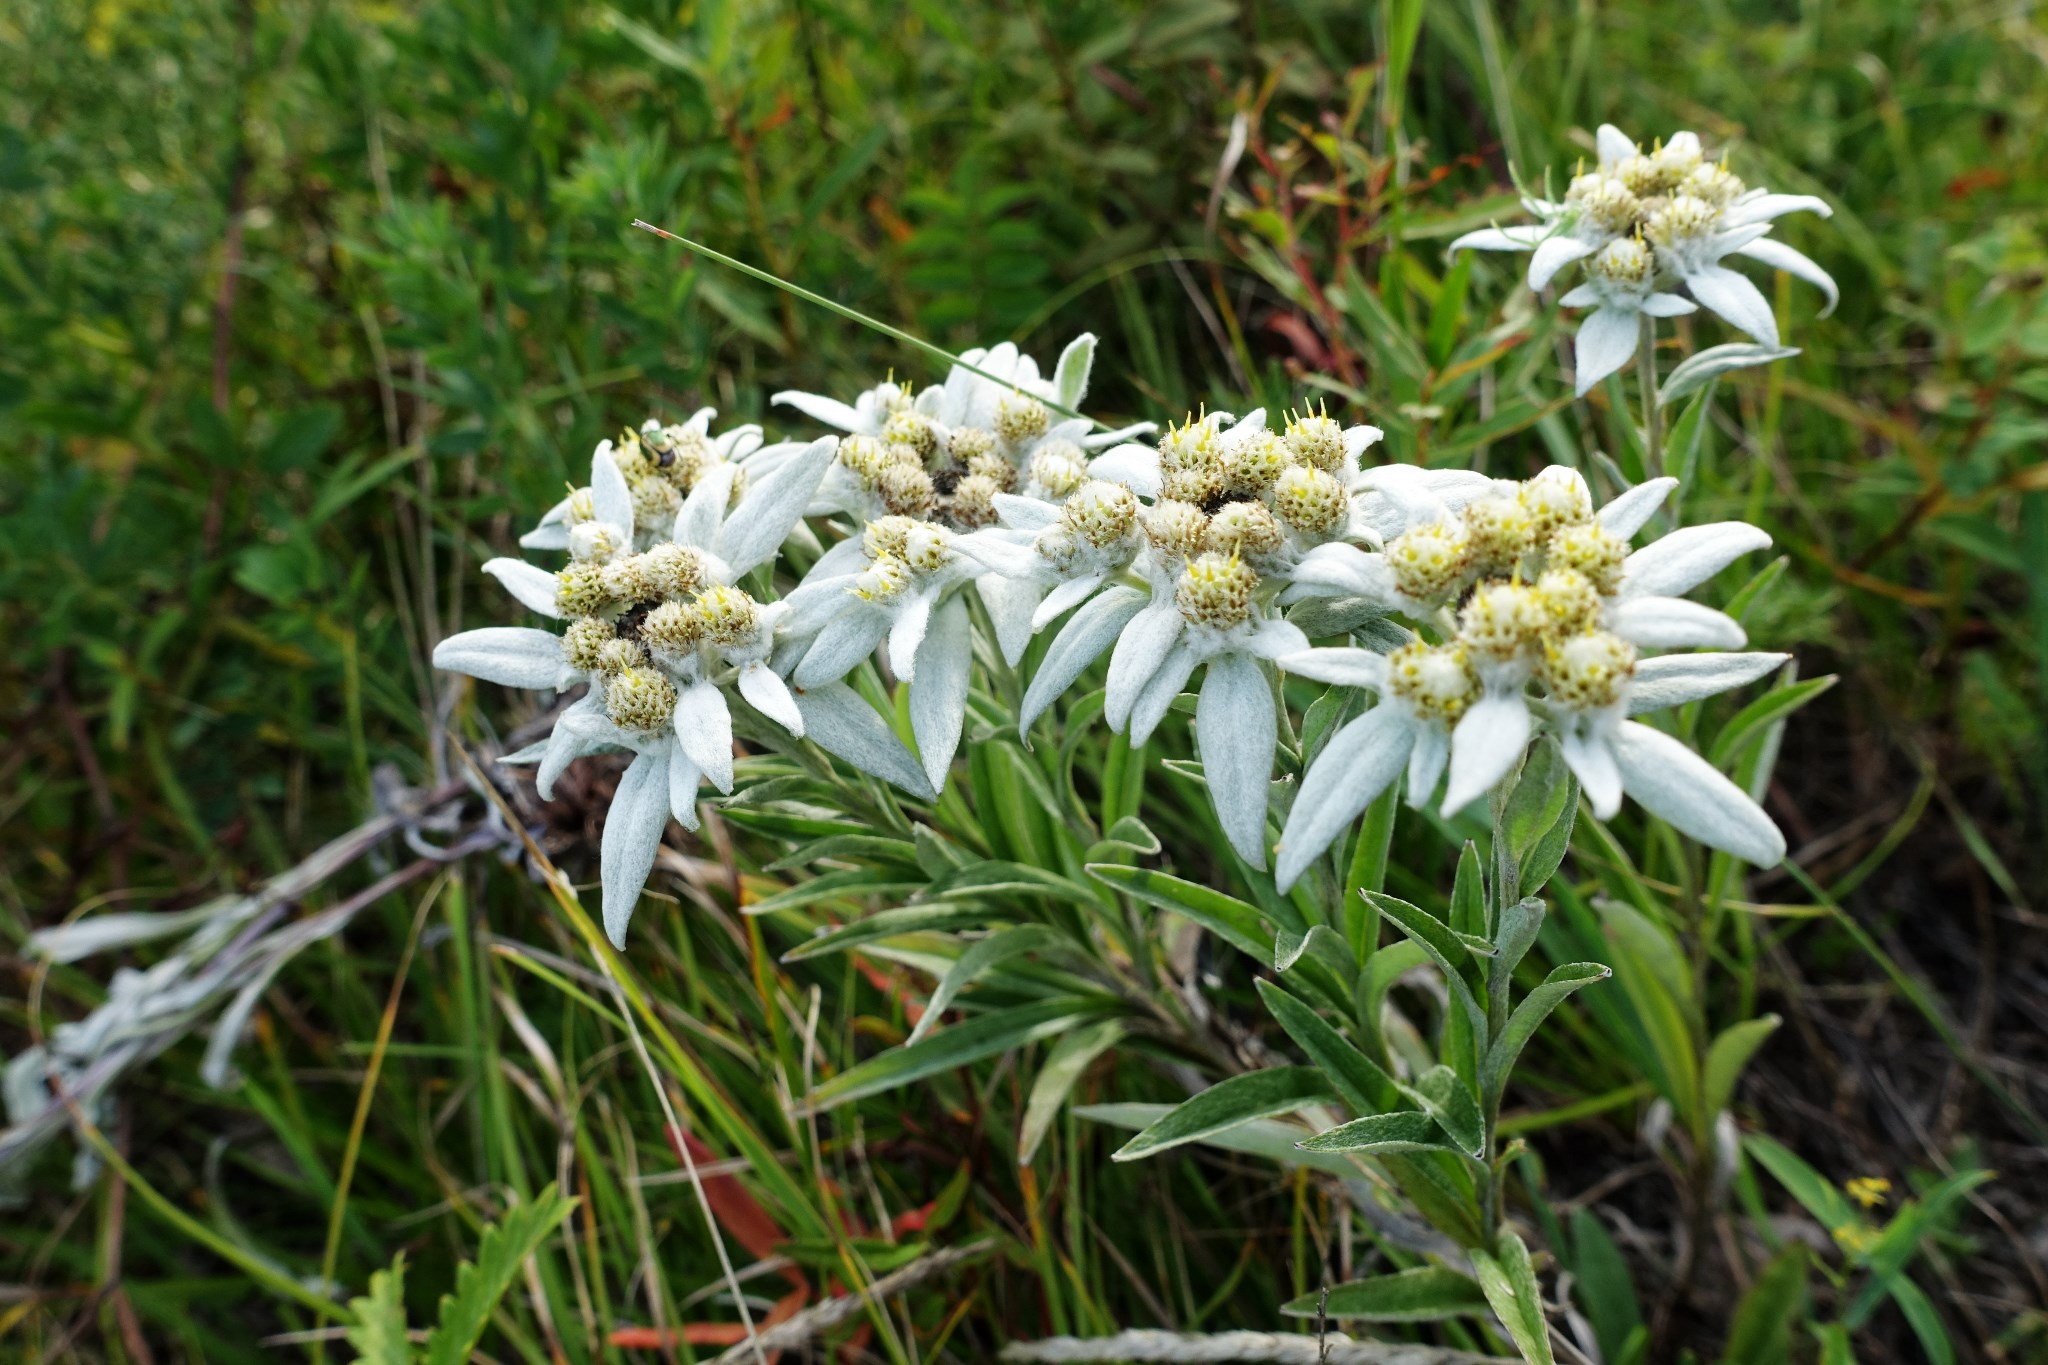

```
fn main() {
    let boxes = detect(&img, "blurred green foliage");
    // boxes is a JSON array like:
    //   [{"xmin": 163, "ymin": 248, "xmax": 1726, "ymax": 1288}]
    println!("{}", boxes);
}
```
[{"xmin": 4, "ymin": 0, "xmax": 2047, "ymax": 1361}]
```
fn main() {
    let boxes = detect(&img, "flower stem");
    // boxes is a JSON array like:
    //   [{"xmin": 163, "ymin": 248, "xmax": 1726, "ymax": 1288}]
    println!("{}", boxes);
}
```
[{"xmin": 1638, "ymin": 313, "xmax": 1664, "ymax": 480}]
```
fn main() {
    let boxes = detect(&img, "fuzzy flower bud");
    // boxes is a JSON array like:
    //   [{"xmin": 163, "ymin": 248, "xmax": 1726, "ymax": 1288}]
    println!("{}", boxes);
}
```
[
  {"xmin": 1685, "ymin": 162, "xmax": 1746, "ymax": 208},
  {"xmin": 630, "ymin": 475, "xmax": 681, "ymax": 530},
  {"xmin": 1175, "ymin": 552, "xmax": 1258, "ymax": 630},
  {"xmin": 948, "ymin": 425, "xmax": 998, "ymax": 465},
  {"xmin": 903, "ymin": 523, "xmax": 952, "ymax": 573},
  {"xmin": 839, "ymin": 435, "xmax": 902, "ymax": 487},
  {"xmin": 640, "ymin": 543, "xmax": 707, "ymax": 601},
  {"xmin": 1158, "ymin": 418, "xmax": 1220, "ymax": 473},
  {"xmin": 853, "ymin": 553, "xmax": 911, "ymax": 602},
  {"xmin": 1060, "ymin": 480, "xmax": 1138, "ymax": 549},
  {"xmin": 1458, "ymin": 580, "xmax": 1546, "ymax": 658},
  {"xmin": 1532, "ymin": 568, "xmax": 1603, "ymax": 637},
  {"xmin": 881, "ymin": 411, "xmax": 938, "ymax": 460},
  {"xmin": 639, "ymin": 600, "xmax": 703, "ymax": 657},
  {"xmin": 966, "ymin": 451, "xmax": 1016, "ymax": 490},
  {"xmin": 563, "ymin": 487, "xmax": 597, "ymax": 526},
  {"xmin": 863, "ymin": 516, "xmax": 915, "ymax": 561},
  {"xmin": 995, "ymin": 393, "xmax": 1050, "ymax": 448},
  {"xmin": 1547, "ymin": 521, "xmax": 1629, "ymax": 594},
  {"xmin": 693, "ymin": 585, "xmax": 759, "ymax": 646},
  {"xmin": 1388, "ymin": 642, "xmax": 1479, "ymax": 725},
  {"xmin": 1027, "ymin": 441, "xmax": 1089, "ymax": 499},
  {"xmin": 1614, "ymin": 153, "xmax": 1668, "ymax": 198},
  {"xmin": 1645, "ymin": 193, "xmax": 1720, "ymax": 247},
  {"xmin": 601, "ymin": 553, "xmax": 653, "ymax": 604},
  {"xmin": 1569, "ymin": 174, "xmax": 1642, "ymax": 234},
  {"xmin": 948, "ymin": 474, "xmax": 1001, "ymax": 529},
  {"xmin": 1518, "ymin": 466, "xmax": 1593, "ymax": 532},
  {"xmin": 1272, "ymin": 465, "xmax": 1347, "ymax": 535},
  {"xmin": 604, "ymin": 666, "xmax": 678, "ymax": 734},
  {"xmin": 1144, "ymin": 499, "xmax": 1209, "ymax": 562},
  {"xmin": 554, "ymin": 561, "xmax": 616, "ymax": 617},
  {"xmin": 878, "ymin": 463, "xmax": 937, "ymax": 518},
  {"xmin": 1541, "ymin": 631, "xmax": 1637, "ymax": 710},
  {"xmin": 561, "ymin": 616, "xmax": 616, "ymax": 672},
  {"xmin": 568, "ymin": 520, "xmax": 625, "ymax": 564},
  {"xmin": 1590, "ymin": 237, "xmax": 1654, "ymax": 286},
  {"xmin": 1204, "ymin": 500, "xmax": 1283, "ymax": 558},
  {"xmin": 655, "ymin": 427, "xmax": 716, "ymax": 489},
  {"xmin": 594, "ymin": 637, "xmax": 648, "ymax": 676},
  {"xmin": 1283, "ymin": 413, "xmax": 1347, "ymax": 474},
  {"xmin": 1226, "ymin": 431, "xmax": 1289, "ymax": 493},
  {"xmin": 1387, "ymin": 520, "xmax": 1472, "ymax": 602},
  {"xmin": 1463, "ymin": 494, "xmax": 1539, "ymax": 570}
]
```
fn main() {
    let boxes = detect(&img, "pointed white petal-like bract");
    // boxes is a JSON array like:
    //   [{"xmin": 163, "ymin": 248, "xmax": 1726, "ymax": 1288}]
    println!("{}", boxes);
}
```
[
  {"xmin": 483, "ymin": 558, "xmax": 564, "ymax": 619},
  {"xmin": 1441, "ymin": 692, "xmax": 1533, "ymax": 815},
  {"xmin": 1722, "ymin": 193, "xmax": 1832, "ymax": 227},
  {"xmin": 1620, "ymin": 521, "xmax": 1772, "ymax": 598},
  {"xmin": 1574, "ymin": 306, "xmax": 1643, "ymax": 396},
  {"xmin": 1596, "ymin": 124, "xmax": 1638, "ymax": 167},
  {"xmin": 1275, "ymin": 705, "xmax": 1416, "ymax": 892},
  {"xmin": 1033, "ymin": 572, "xmax": 1108, "ymax": 631},
  {"xmin": 1197, "ymin": 652, "xmax": 1277, "ymax": 870},
  {"xmin": 793, "ymin": 607, "xmax": 889, "ymax": 689},
  {"xmin": 737, "ymin": 661, "xmax": 805, "ymax": 736},
  {"xmin": 433, "ymin": 628, "xmax": 567, "ymax": 689},
  {"xmin": 673, "ymin": 461, "xmax": 738, "ymax": 553},
  {"xmin": 1732, "ymin": 238, "xmax": 1839, "ymax": 318},
  {"xmin": 1278, "ymin": 648, "xmax": 1391, "ymax": 691},
  {"xmin": 1407, "ymin": 725, "xmax": 1450, "ymax": 807},
  {"xmin": 601, "ymin": 745, "xmax": 673, "ymax": 947},
  {"xmin": 1560, "ymin": 726, "xmax": 1624, "ymax": 819},
  {"xmin": 1052, "ymin": 332, "xmax": 1096, "ymax": 410},
  {"xmin": 909, "ymin": 596, "xmax": 973, "ymax": 794},
  {"xmin": 976, "ymin": 572, "xmax": 1045, "ymax": 667},
  {"xmin": 673, "ymin": 680, "xmax": 735, "ymax": 794},
  {"xmin": 771, "ymin": 389, "xmax": 866, "ymax": 433},
  {"xmin": 667, "ymin": 745, "xmax": 704, "ymax": 828},
  {"xmin": 1104, "ymin": 601, "xmax": 1186, "ymax": 732},
  {"xmin": 1021, "ymin": 586, "xmax": 1148, "ymax": 736},
  {"xmin": 1596, "ymin": 477, "xmax": 1679, "ymax": 540},
  {"xmin": 1612, "ymin": 721, "xmax": 1786, "ymax": 865},
  {"xmin": 887, "ymin": 589, "xmax": 937, "ymax": 681},
  {"xmin": 1684, "ymin": 264, "xmax": 1780, "ymax": 346},
  {"xmin": 716, "ymin": 436, "xmax": 836, "ymax": 575},
  {"xmin": 1085, "ymin": 444, "xmax": 1162, "ymax": 497},
  {"xmin": 536, "ymin": 696, "xmax": 614, "ymax": 800},
  {"xmin": 1610, "ymin": 596, "xmax": 1749, "ymax": 649},
  {"xmin": 1626, "ymin": 652, "xmax": 1788, "ymax": 715},
  {"xmin": 519, "ymin": 522, "xmax": 571, "ymax": 551},
  {"xmin": 1449, "ymin": 224, "xmax": 1549, "ymax": 255},
  {"xmin": 1529, "ymin": 234, "xmax": 1598, "ymax": 292},
  {"xmin": 992, "ymin": 493, "xmax": 1063, "ymax": 532},
  {"xmin": 591, "ymin": 443, "xmax": 634, "ymax": 538},
  {"xmin": 794, "ymin": 680, "xmax": 936, "ymax": 800},
  {"xmin": 1129, "ymin": 639, "xmax": 1200, "ymax": 747}
]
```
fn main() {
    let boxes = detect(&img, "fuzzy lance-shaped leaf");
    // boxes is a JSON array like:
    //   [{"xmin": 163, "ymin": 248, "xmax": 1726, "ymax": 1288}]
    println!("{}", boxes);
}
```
[
  {"xmin": 1657, "ymin": 343, "xmax": 1800, "ymax": 407},
  {"xmin": 926, "ymin": 860, "xmax": 1097, "ymax": 906},
  {"xmin": 1282, "ymin": 1266, "xmax": 1490, "ymax": 1321},
  {"xmin": 1297, "ymin": 1110, "xmax": 1456, "ymax": 1156},
  {"xmin": 1077, "ymin": 1103, "xmax": 1360, "ymax": 1178},
  {"xmin": 1483, "ymin": 962, "xmax": 1612, "ymax": 1099},
  {"xmin": 1701, "ymin": 1014, "xmax": 1780, "ymax": 1118},
  {"xmin": 806, "ymin": 997, "xmax": 1110, "ymax": 1113},
  {"xmin": 1569, "ymin": 1209, "xmax": 1644, "ymax": 1363},
  {"xmin": 1362, "ymin": 892, "xmax": 1485, "ymax": 1033},
  {"xmin": 1743, "ymin": 1134, "xmax": 1856, "ymax": 1230},
  {"xmin": 1254, "ymin": 978, "xmax": 1398, "ymax": 1113},
  {"xmin": 423, "ymin": 1186, "xmax": 577, "ymax": 1365},
  {"xmin": 743, "ymin": 868, "xmax": 926, "ymax": 917},
  {"xmin": 1449, "ymin": 841, "xmax": 1486, "ymax": 938},
  {"xmin": 766, "ymin": 833, "xmax": 922, "ymax": 872},
  {"xmin": 908, "ymin": 924, "xmax": 1069, "ymax": 1045},
  {"xmin": 345, "ymin": 1253, "xmax": 411, "ymax": 1365},
  {"xmin": 1708, "ymin": 675, "xmax": 1837, "ymax": 770},
  {"xmin": 1113, "ymin": 1067, "xmax": 1337, "ymax": 1162},
  {"xmin": 1502, "ymin": 736, "xmax": 1577, "ymax": 895},
  {"xmin": 1019, "ymin": 1019, "xmax": 1125, "ymax": 1165},
  {"xmin": 1405, "ymin": 1066, "xmax": 1485, "ymax": 1156},
  {"xmin": 1471, "ymin": 1230, "xmax": 1555, "ymax": 1365},
  {"xmin": 1488, "ymin": 897, "xmax": 1547, "ymax": 995},
  {"xmin": 1087, "ymin": 863, "xmax": 1274, "ymax": 960},
  {"xmin": 781, "ymin": 904, "xmax": 996, "ymax": 961}
]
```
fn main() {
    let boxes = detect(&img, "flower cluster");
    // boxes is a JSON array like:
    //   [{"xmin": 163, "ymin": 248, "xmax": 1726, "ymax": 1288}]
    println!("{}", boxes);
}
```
[
  {"xmin": 1272, "ymin": 464, "xmax": 1787, "ymax": 891},
  {"xmin": 1452, "ymin": 124, "xmax": 1836, "ymax": 393},
  {"xmin": 437, "ymin": 327, "xmax": 1792, "ymax": 947}
]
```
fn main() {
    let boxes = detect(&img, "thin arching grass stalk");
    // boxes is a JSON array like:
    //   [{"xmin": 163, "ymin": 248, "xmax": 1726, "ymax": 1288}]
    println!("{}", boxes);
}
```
[{"xmin": 630, "ymin": 220, "xmax": 1100, "ymax": 428}]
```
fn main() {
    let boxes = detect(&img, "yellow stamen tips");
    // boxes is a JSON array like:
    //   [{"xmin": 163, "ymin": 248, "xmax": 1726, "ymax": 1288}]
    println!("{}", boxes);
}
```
[
  {"xmin": 639, "ymin": 600, "xmax": 703, "ymax": 655},
  {"xmin": 693, "ymin": 584, "xmax": 760, "ymax": 646},
  {"xmin": 554, "ymin": 561, "xmax": 616, "ymax": 617},
  {"xmin": 565, "ymin": 486, "xmax": 597, "ymax": 525},
  {"xmin": 1144, "ymin": 499, "xmax": 1210, "ymax": 562},
  {"xmin": 1387, "ymin": 519, "xmax": 1473, "ymax": 602},
  {"xmin": 1175, "ymin": 551, "xmax": 1259, "ymax": 630},
  {"xmin": 1539, "ymin": 630, "xmax": 1636, "ymax": 710},
  {"xmin": 593, "ymin": 637, "xmax": 648, "ymax": 677},
  {"xmin": 1459, "ymin": 580, "xmax": 1547, "ymax": 658},
  {"xmin": 851, "ymin": 553, "xmax": 911, "ymax": 602},
  {"xmin": 948, "ymin": 425, "xmax": 998, "ymax": 465},
  {"xmin": 1388, "ymin": 642, "xmax": 1479, "ymax": 725},
  {"xmin": 1547, "ymin": 520, "xmax": 1629, "ymax": 594},
  {"xmin": 604, "ymin": 667, "xmax": 678, "ymax": 734},
  {"xmin": 1518, "ymin": 466, "xmax": 1594, "ymax": 533},
  {"xmin": 1273, "ymin": 465, "xmax": 1347, "ymax": 535},
  {"xmin": 1028, "ymin": 441, "xmax": 1089, "ymax": 499},
  {"xmin": 1060, "ymin": 480, "xmax": 1139, "ymax": 549},
  {"xmin": 1845, "ymin": 1177, "xmax": 1891, "ymax": 1210},
  {"xmin": 561, "ymin": 616, "xmax": 617, "ymax": 672},
  {"xmin": 1226, "ymin": 431, "xmax": 1290, "ymax": 494},
  {"xmin": 1203, "ymin": 499, "xmax": 1284, "ymax": 558},
  {"xmin": 881, "ymin": 410, "xmax": 938, "ymax": 458},
  {"xmin": 994, "ymin": 392, "xmax": 1051, "ymax": 447},
  {"xmin": 640, "ymin": 543, "xmax": 708, "ymax": 600},
  {"xmin": 902, "ymin": 523, "xmax": 952, "ymax": 573},
  {"xmin": 949, "ymin": 474, "xmax": 1001, "ymax": 529},
  {"xmin": 1463, "ymin": 494, "xmax": 1540, "ymax": 569},
  {"xmin": 1532, "ymin": 568, "xmax": 1602, "ymax": 636},
  {"xmin": 1283, "ymin": 411, "xmax": 1348, "ymax": 474}
]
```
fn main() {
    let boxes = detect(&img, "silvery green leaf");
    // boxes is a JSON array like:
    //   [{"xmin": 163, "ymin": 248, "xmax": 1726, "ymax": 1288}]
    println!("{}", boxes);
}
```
[
  {"xmin": 1657, "ymin": 342, "xmax": 1799, "ymax": 407},
  {"xmin": 715, "ymin": 435, "xmax": 836, "ymax": 575},
  {"xmin": 1052, "ymin": 332, "xmax": 1095, "ymax": 410},
  {"xmin": 794, "ymin": 681, "xmax": 936, "ymax": 800},
  {"xmin": 432, "ymin": 627, "xmax": 567, "ymax": 690},
  {"xmin": 1021, "ymin": 586, "xmax": 1148, "ymax": 736},
  {"xmin": 1275, "ymin": 705, "xmax": 1415, "ymax": 893},
  {"xmin": 601, "ymin": 745, "xmax": 673, "ymax": 947},
  {"xmin": 1196, "ymin": 653, "xmax": 1277, "ymax": 870},
  {"xmin": 909, "ymin": 596, "xmax": 973, "ymax": 794},
  {"xmin": 30, "ymin": 901, "xmax": 236, "ymax": 964}
]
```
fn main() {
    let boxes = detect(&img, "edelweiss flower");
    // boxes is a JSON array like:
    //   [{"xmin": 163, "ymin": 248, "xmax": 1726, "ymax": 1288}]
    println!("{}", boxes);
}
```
[
  {"xmin": 780, "ymin": 516, "xmax": 1020, "ymax": 793},
  {"xmin": 520, "ymin": 412, "xmax": 771, "ymax": 553},
  {"xmin": 1450, "ymin": 123, "xmax": 1835, "ymax": 389},
  {"xmin": 1271, "ymin": 466, "xmax": 1787, "ymax": 890},
  {"xmin": 771, "ymin": 336, "xmax": 1154, "ymax": 531},
  {"xmin": 434, "ymin": 427, "xmax": 842, "ymax": 945}
]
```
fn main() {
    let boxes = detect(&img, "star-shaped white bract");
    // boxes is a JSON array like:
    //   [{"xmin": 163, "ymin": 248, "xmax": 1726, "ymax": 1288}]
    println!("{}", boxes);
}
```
[
  {"xmin": 434, "ymin": 426, "xmax": 872, "ymax": 945},
  {"xmin": 1450, "ymin": 123, "xmax": 1835, "ymax": 390},
  {"xmin": 1269, "ymin": 466, "xmax": 1789, "ymax": 891}
]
